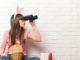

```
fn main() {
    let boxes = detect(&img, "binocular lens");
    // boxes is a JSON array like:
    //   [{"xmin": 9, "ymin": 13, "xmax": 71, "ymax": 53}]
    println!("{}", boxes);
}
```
[{"xmin": 20, "ymin": 14, "xmax": 38, "ymax": 21}]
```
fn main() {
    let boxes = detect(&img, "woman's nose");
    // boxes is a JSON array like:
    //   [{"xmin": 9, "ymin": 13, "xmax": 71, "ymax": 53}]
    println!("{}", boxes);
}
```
[{"xmin": 24, "ymin": 22, "xmax": 25, "ymax": 25}]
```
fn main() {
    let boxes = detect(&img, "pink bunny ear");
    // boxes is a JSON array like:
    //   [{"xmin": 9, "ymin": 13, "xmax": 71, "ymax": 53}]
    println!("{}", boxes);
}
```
[
  {"xmin": 16, "ymin": 4, "xmax": 24, "ymax": 13},
  {"xmin": 18, "ymin": 7, "xmax": 24, "ymax": 13}
]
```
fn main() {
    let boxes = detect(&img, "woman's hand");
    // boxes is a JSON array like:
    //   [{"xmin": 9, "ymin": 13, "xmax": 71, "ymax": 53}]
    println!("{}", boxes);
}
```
[
  {"xmin": 29, "ymin": 20, "xmax": 35, "ymax": 26},
  {"xmin": 0, "ymin": 54, "xmax": 3, "ymax": 58}
]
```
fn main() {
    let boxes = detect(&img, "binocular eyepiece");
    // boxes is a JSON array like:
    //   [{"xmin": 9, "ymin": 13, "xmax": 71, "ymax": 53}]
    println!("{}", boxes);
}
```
[{"xmin": 20, "ymin": 14, "xmax": 38, "ymax": 22}]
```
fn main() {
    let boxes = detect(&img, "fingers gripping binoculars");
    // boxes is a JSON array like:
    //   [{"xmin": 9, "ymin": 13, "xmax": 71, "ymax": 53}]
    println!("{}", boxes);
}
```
[{"xmin": 20, "ymin": 14, "xmax": 38, "ymax": 22}]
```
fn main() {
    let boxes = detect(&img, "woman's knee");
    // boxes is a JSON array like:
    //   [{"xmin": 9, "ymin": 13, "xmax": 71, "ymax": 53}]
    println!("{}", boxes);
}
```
[
  {"xmin": 0, "ymin": 56, "xmax": 10, "ymax": 60},
  {"xmin": 29, "ymin": 57, "xmax": 40, "ymax": 60},
  {"xmin": 23, "ymin": 56, "xmax": 29, "ymax": 60}
]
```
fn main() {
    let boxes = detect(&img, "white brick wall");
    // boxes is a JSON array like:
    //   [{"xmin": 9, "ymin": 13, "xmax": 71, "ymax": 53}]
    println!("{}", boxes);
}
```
[{"xmin": 0, "ymin": 0, "xmax": 80, "ymax": 60}]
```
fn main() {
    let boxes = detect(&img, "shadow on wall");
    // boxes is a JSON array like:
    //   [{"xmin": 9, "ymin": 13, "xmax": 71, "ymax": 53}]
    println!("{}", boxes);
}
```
[
  {"xmin": 26, "ymin": 40, "xmax": 53, "ymax": 60},
  {"xmin": 26, "ymin": 39, "xmax": 46, "ymax": 56}
]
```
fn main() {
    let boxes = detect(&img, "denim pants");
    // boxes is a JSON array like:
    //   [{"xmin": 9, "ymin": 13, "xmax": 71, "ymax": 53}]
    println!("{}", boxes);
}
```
[{"xmin": 0, "ymin": 55, "xmax": 40, "ymax": 60}]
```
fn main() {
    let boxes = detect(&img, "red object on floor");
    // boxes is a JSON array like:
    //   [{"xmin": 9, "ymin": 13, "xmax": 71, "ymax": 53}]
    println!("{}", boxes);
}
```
[
  {"xmin": 49, "ymin": 52, "xmax": 52, "ymax": 60},
  {"xmin": 40, "ymin": 52, "xmax": 53, "ymax": 60}
]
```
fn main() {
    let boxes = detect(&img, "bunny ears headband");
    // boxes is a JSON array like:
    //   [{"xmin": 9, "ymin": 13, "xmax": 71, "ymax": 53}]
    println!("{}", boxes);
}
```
[{"xmin": 14, "ymin": 4, "xmax": 24, "ymax": 19}]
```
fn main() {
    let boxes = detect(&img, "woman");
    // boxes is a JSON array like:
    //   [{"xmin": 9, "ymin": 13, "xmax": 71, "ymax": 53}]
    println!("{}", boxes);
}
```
[{"xmin": 0, "ymin": 13, "xmax": 42, "ymax": 60}]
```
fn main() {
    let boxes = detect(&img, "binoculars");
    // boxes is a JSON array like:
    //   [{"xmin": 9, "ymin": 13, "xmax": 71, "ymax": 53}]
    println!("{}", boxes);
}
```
[{"xmin": 20, "ymin": 14, "xmax": 38, "ymax": 22}]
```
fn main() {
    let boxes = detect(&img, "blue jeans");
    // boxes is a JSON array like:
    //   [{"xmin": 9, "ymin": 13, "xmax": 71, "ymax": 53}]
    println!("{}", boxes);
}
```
[{"xmin": 0, "ymin": 55, "xmax": 40, "ymax": 60}]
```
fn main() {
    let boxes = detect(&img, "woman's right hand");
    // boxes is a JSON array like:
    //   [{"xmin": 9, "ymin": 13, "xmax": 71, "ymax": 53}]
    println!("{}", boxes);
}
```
[{"xmin": 0, "ymin": 54, "xmax": 3, "ymax": 58}]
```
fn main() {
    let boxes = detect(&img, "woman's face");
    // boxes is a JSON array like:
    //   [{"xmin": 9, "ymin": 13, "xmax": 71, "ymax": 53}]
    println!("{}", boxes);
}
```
[{"xmin": 19, "ymin": 20, "xmax": 25, "ymax": 28}]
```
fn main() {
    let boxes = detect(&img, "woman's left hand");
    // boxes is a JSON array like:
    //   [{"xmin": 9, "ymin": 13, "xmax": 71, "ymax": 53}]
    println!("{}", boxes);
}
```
[{"xmin": 29, "ymin": 20, "xmax": 35, "ymax": 26}]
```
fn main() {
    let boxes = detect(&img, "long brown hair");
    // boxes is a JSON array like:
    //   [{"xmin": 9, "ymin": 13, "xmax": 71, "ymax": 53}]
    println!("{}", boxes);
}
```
[{"xmin": 9, "ymin": 13, "xmax": 25, "ymax": 45}]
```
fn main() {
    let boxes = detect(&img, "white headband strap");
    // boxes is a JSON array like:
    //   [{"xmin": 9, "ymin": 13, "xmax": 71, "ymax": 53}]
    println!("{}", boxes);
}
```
[{"xmin": 14, "ymin": 12, "xmax": 18, "ymax": 20}]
